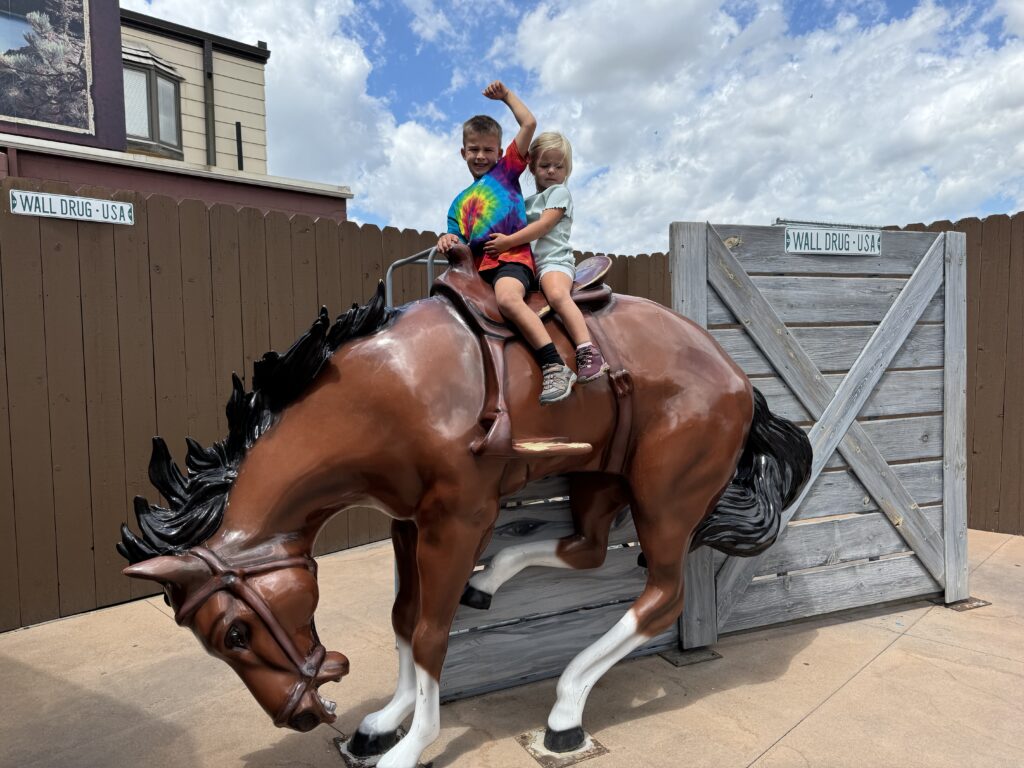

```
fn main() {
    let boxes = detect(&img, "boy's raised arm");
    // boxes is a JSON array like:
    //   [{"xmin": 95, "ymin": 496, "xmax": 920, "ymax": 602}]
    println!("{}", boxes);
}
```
[{"xmin": 483, "ymin": 80, "xmax": 536, "ymax": 158}]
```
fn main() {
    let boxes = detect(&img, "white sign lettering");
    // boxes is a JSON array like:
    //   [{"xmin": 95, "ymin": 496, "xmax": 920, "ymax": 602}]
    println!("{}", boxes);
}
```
[
  {"xmin": 9, "ymin": 190, "xmax": 134, "ymax": 226},
  {"xmin": 785, "ymin": 226, "xmax": 880, "ymax": 256}
]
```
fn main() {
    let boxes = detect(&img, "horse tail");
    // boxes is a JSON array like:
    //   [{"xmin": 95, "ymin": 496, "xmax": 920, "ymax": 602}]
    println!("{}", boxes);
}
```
[{"xmin": 690, "ymin": 387, "xmax": 812, "ymax": 557}]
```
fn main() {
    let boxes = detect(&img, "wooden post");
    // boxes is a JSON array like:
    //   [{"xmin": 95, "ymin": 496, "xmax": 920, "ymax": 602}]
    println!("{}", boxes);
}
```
[
  {"xmin": 671, "ymin": 222, "xmax": 719, "ymax": 649},
  {"xmin": 943, "ymin": 230, "xmax": 969, "ymax": 603}
]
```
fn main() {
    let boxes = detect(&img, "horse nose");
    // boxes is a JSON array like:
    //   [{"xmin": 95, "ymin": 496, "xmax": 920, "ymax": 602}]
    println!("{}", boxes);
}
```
[{"xmin": 289, "ymin": 711, "xmax": 320, "ymax": 732}]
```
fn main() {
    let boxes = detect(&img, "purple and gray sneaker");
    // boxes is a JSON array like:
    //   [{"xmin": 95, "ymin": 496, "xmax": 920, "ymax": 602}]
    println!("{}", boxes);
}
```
[{"xmin": 576, "ymin": 344, "xmax": 610, "ymax": 383}]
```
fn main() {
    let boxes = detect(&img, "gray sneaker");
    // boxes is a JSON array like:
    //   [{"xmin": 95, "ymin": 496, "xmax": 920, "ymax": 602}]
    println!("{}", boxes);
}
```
[{"xmin": 540, "ymin": 363, "xmax": 576, "ymax": 404}]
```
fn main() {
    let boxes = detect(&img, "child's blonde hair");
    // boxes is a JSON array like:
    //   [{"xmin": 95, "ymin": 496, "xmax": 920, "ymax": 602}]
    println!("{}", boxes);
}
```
[{"xmin": 529, "ymin": 132, "xmax": 573, "ymax": 180}]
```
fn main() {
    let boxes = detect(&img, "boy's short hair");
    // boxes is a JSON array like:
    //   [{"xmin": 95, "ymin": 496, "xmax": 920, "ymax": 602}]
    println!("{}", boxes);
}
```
[
  {"xmin": 529, "ymin": 132, "xmax": 573, "ymax": 180},
  {"xmin": 463, "ymin": 115, "xmax": 502, "ymax": 144}
]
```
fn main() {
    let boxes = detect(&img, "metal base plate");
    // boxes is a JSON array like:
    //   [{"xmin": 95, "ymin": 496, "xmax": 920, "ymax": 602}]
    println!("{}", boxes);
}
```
[
  {"xmin": 333, "ymin": 734, "xmax": 432, "ymax": 768},
  {"xmin": 515, "ymin": 728, "xmax": 608, "ymax": 768},
  {"xmin": 658, "ymin": 647, "xmax": 722, "ymax": 667},
  {"xmin": 936, "ymin": 596, "xmax": 992, "ymax": 612}
]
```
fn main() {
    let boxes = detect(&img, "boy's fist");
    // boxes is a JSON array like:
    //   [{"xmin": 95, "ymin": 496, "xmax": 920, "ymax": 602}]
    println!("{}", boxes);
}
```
[{"xmin": 483, "ymin": 81, "xmax": 509, "ymax": 101}]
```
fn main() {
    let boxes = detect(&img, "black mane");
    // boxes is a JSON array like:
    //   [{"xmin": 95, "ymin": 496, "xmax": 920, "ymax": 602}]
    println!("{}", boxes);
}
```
[{"xmin": 117, "ymin": 283, "xmax": 397, "ymax": 564}]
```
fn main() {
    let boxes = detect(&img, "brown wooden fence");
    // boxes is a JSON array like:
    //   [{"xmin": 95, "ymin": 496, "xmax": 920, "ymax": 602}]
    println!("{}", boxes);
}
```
[
  {"xmin": 0, "ymin": 179, "xmax": 669, "ymax": 631},
  {"xmin": 898, "ymin": 214, "xmax": 1023, "ymax": 538}
]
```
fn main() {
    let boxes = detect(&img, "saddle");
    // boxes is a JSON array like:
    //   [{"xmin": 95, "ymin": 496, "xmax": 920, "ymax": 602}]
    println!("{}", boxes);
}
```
[{"xmin": 430, "ymin": 245, "xmax": 634, "ymax": 467}]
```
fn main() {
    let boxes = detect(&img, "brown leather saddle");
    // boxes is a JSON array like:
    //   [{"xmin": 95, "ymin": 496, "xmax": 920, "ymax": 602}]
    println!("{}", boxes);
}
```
[{"xmin": 430, "ymin": 245, "xmax": 632, "ymax": 464}]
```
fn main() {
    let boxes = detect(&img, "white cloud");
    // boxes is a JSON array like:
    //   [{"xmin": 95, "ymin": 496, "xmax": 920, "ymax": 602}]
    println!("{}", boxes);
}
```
[{"xmin": 402, "ymin": 0, "xmax": 462, "ymax": 48}]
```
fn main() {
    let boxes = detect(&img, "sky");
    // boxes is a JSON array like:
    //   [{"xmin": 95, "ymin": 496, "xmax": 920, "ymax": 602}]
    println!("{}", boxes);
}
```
[{"xmin": 119, "ymin": 0, "xmax": 1024, "ymax": 254}]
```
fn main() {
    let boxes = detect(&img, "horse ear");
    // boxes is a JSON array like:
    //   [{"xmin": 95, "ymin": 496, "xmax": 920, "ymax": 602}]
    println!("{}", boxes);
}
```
[{"xmin": 123, "ymin": 553, "xmax": 208, "ymax": 589}]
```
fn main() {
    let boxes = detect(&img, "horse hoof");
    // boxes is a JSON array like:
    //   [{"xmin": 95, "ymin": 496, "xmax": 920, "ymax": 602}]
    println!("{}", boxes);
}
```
[
  {"xmin": 543, "ymin": 726, "xmax": 586, "ymax": 753},
  {"xmin": 460, "ymin": 584, "xmax": 492, "ymax": 610},
  {"xmin": 348, "ymin": 728, "xmax": 401, "ymax": 757}
]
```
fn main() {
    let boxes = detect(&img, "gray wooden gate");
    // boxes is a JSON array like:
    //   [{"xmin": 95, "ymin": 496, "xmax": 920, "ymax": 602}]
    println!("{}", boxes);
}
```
[
  {"xmin": 675, "ymin": 221, "xmax": 969, "ymax": 647},
  {"xmin": 440, "ymin": 220, "xmax": 968, "ymax": 699}
]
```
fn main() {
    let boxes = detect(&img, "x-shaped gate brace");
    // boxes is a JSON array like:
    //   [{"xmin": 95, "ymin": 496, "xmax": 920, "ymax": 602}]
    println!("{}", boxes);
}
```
[{"xmin": 677, "ymin": 223, "xmax": 968, "ymax": 646}]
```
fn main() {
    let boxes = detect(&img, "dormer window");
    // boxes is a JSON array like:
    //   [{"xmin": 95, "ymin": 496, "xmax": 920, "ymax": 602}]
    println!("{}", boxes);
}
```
[{"xmin": 122, "ymin": 42, "xmax": 183, "ymax": 159}]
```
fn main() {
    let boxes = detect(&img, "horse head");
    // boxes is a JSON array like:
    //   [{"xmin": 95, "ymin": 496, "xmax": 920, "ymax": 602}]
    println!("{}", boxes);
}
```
[
  {"xmin": 124, "ymin": 547, "xmax": 349, "ymax": 731},
  {"xmin": 118, "ymin": 288, "xmax": 395, "ymax": 731}
]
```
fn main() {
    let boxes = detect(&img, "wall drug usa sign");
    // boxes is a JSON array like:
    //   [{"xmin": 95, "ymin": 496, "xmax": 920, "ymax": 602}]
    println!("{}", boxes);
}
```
[
  {"xmin": 785, "ymin": 226, "xmax": 881, "ymax": 256},
  {"xmin": 9, "ymin": 189, "xmax": 134, "ymax": 225}
]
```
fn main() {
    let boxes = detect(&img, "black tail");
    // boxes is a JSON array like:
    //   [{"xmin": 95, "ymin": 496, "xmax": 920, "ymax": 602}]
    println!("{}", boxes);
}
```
[{"xmin": 691, "ymin": 388, "xmax": 812, "ymax": 557}]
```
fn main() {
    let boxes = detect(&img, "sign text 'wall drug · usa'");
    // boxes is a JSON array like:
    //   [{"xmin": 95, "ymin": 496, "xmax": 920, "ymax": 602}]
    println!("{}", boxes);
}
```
[
  {"xmin": 785, "ymin": 226, "xmax": 881, "ymax": 256},
  {"xmin": 9, "ymin": 189, "xmax": 134, "ymax": 225}
]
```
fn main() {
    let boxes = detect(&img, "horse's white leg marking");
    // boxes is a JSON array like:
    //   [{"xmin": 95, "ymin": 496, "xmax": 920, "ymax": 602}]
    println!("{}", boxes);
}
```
[
  {"xmin": 357, "ymin": 636, "xmax": 416, "ymax": 736},
  {"xmin": 547, "ymin": 609, "xmax": 645, "ymax": 732},
  {"xmin": 469, "ymin": 540, "xmax": 565, "ymax": 595},
  {"xmin": 376, "ymin": 663, "xmax": 440, "ymax": 768}
]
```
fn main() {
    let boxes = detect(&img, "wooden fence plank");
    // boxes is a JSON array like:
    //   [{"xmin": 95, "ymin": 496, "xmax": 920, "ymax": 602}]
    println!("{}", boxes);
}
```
[
  {"xmin": 626, "ymin": 251, "xmax": 651, "ymax": 300},
  {"xmin": 758, "ymin": 506, "xmax": 944, "ymax": 576},
  {"xmin": 649, "ymin": 252, "xmax": 670, "ymax": 307},
  {"xmin": 291, "ymin": 215, "xmax": 318, "ymax": 336},
  {"xmin": 943, "ymin": 231, "xmax": 969, "ymax": 600},
  {"xmin": 818, "ymin": 415, "xmax": 943, "ymax": 470},
  {"xmin": 713, "ymin": 324, "xmax": 944, "ymax": 376},
  {"xmin": 339, "ymin": 221, "xmax": 363, "ymax": 309},
  {"xmin": 238, "ymin": 206, "xmax": 270, "ymax": 388},
  {"xmin": 2, "ymin": 180, "xmax": 59, "ymax": 626},
  {"xmin": 0, "ymin": 198, "xmax": 18, "ymax": 629},
  {"xmin": 1002, "ymin": 214, "xmax": 1024, "ymax": 536},
  {"xmin": 754, "ymin": 369, "xmax": 943, "ymax": 423},
  {"xmin": 713, "ymin": 224, "xmax": 935, "ymax": 276},
  {"xmin": 209, "ymin": 204, "xmax": 244, "ymax": 438},
  {"xmin": 722, "ymin": 555, "xmax": 941, "ymax": 634},
  {"xmin": 178, "ymin": 199, "xmax": 219, "ymax": 447},
  {"xmin": 442, "ymin": 600, "xmax": 677, "ymax": 702},
  {"xmin": 39, "ymin": 183, "xmax": 95, "ymax": 616},
  {"xmin": 78, "ymin": 192, "xmax": 130, "ymax": 608},
  {"xmin": 669, "ymin": 222, "xmax": 716, "ymax": 649},
  {"xmin": 710, "ymin": 230, "xmax": 947, "ymax": 623},
  {"xmin": 147, "ymin": 195, "xmax": 189, "ymax": 470},
  {"xmin": 265, "ymin": 211, "xmax": 294, "ymax": 353},
  {"xmin": 603, "ymin": 253, "xmax": 629, "ymax": 295},
  {"xmin": 957, "ymin": 217, "xmax": 983, "ymax": 512},
  {"xmin": 971, "ymin": 215, "xmax": 1011, "ymax": 532},
  {"xmin": 798, "ymin": 461, "xmax": 942, "ymax": 521},
  {"xmin": 111, "ymin": 190, "xmax": 160, "ymax": 600},
  {"xmin": 708, "ymin": 275, "xmax": 945, "ymax": 326}
]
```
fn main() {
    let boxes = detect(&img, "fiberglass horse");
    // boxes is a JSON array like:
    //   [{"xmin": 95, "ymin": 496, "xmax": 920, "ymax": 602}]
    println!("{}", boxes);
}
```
[{"xmin": 118, "ymin": 245, "xmax": 811, "ymax": 768}]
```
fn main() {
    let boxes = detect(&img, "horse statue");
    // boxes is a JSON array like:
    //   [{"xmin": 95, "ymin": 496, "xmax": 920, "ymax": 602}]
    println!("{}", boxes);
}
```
[{"xmin": 118, "ymin": 245, "xmax": 811, "ymax": 768}]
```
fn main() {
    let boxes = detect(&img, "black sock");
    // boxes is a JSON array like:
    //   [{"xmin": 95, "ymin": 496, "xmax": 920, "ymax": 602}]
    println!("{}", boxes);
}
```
[{"xmin": 534, "ymin": 343, "xmax": 563, "ymax": 368}]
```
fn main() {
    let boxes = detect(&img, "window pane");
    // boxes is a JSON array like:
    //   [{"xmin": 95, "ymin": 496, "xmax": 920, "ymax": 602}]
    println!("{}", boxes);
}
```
[
  {"xmin": 123, "ymin": 68, "xmax": 150, "ymax": 138},
  {"xmin": 157, "ymin": 77, "xmax": 178, "ymax": 146}
]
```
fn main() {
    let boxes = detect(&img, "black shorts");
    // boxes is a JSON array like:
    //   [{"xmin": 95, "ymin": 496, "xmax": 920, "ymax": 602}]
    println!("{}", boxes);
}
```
[{"xmin": 481, "ymin": 262, "xmax": 535, "ymax": 294}]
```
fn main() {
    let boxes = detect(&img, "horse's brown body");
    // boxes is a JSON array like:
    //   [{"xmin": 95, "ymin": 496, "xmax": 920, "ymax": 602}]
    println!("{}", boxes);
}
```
[{"xmin": 122, "ymin": 286, "xmax": 806, "ymax": 767}]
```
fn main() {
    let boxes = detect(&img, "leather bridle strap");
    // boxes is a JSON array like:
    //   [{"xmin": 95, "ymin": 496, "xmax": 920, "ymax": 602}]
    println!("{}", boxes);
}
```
[{"xmin": 173, "ymin": 546, "xmax": 327, "ymax": 727}]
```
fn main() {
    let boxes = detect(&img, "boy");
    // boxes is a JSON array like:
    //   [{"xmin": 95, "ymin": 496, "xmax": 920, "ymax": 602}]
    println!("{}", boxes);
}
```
[{"xmin": 437, "ymin": 81, "xmax": 576, "ymax": 404}]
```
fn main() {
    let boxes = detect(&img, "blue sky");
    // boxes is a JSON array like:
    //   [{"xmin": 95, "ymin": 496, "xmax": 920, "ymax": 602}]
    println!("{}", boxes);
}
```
[{"xmin": 122, "ymin": 0, "xmax": 1024, "ymax": 253}]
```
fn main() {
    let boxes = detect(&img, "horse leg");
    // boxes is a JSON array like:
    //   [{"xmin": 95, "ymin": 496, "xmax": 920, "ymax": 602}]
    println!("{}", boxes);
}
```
[
  {"xmin": 348, "ymin": 519, "xmax": 420, "ymax": 757},
  {"xmin": 377, "ymin": 504, "xmax": 495, "ymax": 768},
  {"xmin": 544, "ymin": 463, "xmax": 724, "ymax": 752},
  {"xmin": 463, "ymin": 473, "xmax": 628, "ymax": 608}
]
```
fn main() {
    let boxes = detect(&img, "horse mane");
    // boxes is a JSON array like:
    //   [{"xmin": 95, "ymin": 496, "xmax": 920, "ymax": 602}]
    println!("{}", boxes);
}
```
[{"xmin": 117, "ymin": 283, "xmax": 397, "ymax": 564}]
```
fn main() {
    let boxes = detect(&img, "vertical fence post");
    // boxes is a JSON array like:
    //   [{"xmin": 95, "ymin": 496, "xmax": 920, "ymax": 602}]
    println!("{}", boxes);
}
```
[
  {"xmin": 943, "ymin": 230, "xmax": 969, "ymax": 602},
  {"xmin": 671, "ymin": 221, "xmax": 719, "ymax": 648}
]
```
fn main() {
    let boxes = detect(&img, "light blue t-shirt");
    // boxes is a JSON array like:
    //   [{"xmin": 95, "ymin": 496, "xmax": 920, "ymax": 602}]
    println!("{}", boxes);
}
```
[{"xmin": 524, "ymin": 184, "xmax": 575, "ymax": 273}]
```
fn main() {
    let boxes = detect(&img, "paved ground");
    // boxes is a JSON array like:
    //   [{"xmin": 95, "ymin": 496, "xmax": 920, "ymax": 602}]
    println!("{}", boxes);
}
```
[{"xmin": 2, "ymin": 529, "xmax": 1022, "ymax": 768}]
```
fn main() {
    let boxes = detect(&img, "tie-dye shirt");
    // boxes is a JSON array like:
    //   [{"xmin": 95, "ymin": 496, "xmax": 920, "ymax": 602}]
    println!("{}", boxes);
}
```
[{"xmin": 446, "ymin": 141, "xmax": 534, "ymax": 274}]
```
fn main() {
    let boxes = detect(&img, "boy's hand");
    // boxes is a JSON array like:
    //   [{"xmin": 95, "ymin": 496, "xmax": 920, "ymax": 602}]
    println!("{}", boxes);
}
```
[
  {"xmin": 483, "ymin": 81, "xmax": 509, "ymax": 101},
  {"xmin": 483, "ymin": 232, "xmax": 513, "ymax": 255},
  {"xmin": 437, "ymin": 234, "xmax": 461, "ymax": 253}
]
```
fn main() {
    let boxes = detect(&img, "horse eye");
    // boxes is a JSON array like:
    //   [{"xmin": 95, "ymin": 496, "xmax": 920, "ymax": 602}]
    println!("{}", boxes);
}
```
[{"xmin": 225, "ymin": 622, "xmax": 250, "ymax": 651}]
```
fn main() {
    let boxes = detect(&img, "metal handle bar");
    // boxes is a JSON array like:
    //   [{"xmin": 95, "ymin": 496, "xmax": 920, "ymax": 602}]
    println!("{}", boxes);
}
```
[{"xmin": 384, "ymin": 246, "xmax": 438, "ymax": 306}]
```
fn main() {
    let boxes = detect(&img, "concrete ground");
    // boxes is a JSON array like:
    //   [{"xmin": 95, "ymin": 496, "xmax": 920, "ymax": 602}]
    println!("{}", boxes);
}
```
[{"xmin": 2, "ymin": 529, "xmax": 1022, "ymax": 768}]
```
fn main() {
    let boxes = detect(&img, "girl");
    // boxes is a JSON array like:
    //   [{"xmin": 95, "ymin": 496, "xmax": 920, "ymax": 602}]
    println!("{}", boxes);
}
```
[{"xmin": 484, "ymin": 132, "xmax": 609, "ymax": 396}]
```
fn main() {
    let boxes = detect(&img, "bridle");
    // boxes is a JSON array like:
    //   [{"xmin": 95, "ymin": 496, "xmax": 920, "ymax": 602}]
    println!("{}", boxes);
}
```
[{"xmin": 173, "ymin": 546, "xmax": 328, "ymax": 727}]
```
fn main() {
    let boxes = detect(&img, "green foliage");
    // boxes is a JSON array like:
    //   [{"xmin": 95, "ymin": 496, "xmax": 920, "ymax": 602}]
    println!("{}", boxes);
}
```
[{"xmin": 0, "ymin": 0, "xmax": 88, "ymax": 129}]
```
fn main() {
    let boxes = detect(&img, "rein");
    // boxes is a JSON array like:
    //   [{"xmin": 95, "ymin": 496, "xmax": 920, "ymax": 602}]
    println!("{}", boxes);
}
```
[{"xmin": 174, "ymin": 546, "xmax": 327, "ymax": 727}]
